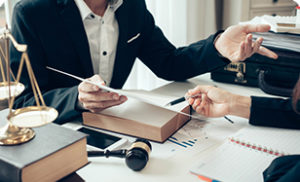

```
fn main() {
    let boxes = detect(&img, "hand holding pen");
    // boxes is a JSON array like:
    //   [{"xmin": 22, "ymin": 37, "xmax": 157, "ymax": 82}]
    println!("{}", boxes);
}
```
[
  {"xmin": 166, "ymin": 85, "xmax": 234, "ymax": 124},
  {"xmin": 186, "ymin": 85, "xmax": 235, "ymax": 123}
]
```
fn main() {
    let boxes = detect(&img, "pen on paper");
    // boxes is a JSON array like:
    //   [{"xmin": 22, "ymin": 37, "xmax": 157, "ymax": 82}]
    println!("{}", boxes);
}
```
[{"xmin": 166, "ymin": 94, "xmax": 234, "ymax": 124}]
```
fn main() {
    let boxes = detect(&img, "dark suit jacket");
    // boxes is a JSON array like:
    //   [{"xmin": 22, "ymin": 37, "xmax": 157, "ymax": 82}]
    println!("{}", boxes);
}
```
[
  {"xmin": 10, "ymin": 0, "xmax": 227, "ymax": 123},
  {"xmin": 263, "ymin": 155, "xmax": 300, "ymax": 182},
  {"xmin": 249, "ymin": 96, "xmax": 300, "ymax": 129}
]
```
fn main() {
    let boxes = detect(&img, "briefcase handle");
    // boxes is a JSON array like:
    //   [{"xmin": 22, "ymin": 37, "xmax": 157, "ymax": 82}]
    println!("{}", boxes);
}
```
[{"xmin": 258, "ymin": 70, "xmax": 293, "ymax": 97}]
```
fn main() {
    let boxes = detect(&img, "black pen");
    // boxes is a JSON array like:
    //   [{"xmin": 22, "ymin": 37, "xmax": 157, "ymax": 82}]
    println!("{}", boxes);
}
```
[
  {"xmin": 223, "ymin": 116, "xmax": 234, "ymax": 124},
  {"xmin": 165, "ymin": 94, "xmax": 201, "ymax": 107},
  {"xmin": 165, "ymin": 94, "xmax": 234, "ymax": 124}
]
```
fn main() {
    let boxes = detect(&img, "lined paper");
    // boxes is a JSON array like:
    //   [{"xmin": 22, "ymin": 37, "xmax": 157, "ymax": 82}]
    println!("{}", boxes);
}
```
[{"xmin": 190, "ymin": 126, "xmax": 300, "ymax": 182}]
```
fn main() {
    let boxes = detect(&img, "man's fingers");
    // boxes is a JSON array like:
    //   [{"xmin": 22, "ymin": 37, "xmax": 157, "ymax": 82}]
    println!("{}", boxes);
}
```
[
  {"xmin": 192, "ymin": 98, "xmax": 201, "ymax": 109},
  {"xmin": 89, "ymin": 74, "xmax": 105, "ymax": 84},
  {"xmin": 84, "ymin": 96, "xmax": 127, "ymax": 110},
  {"xmin": 188, "ymin": 85, "xmax": 215, "ymax": 95},
  {"xmin": 244, "ymin": 34, "xmax": 253, "ymax": 55},
  {"xmin": 252, "ymin": 37, "xmax": 263, "ymax": 53},
  {"xmin": 78, "ymin": 81, "xmax": 100, "ymax": 92},
  {"xmin": 78, "ymin": 75, "xmax": 105, "ymax": 92},
  {"xmin": 244, "ymin": 24, "xmax": 271, "ymax": 34},
  {"xmin": 79, "ymin": 91, "xmax": 122, "ymax": 102},
  {"xmin": 197, "ymin": 94, "xmax": 207, "ymax": 112},
  {"xmin": 257, "ymin": 46, "xmax": 278, "ymax": 59},
  {"xmin": 235, "ymin": 41, "xmax": 246, "ymax": 62},
  {"xmin": 188, "ymin": 98, "xmax": 195, "ymax": 105}
]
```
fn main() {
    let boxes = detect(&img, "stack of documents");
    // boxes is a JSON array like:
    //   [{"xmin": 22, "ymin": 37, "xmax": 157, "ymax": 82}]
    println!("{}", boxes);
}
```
[
  {"xmin": 243, "ymin": 15, "xmax": 300, "ymax": 34},
  {"xmin": 260, "ymin": 15, "xmax": 300, "ymax": 34},
  {"xmin": 252, "ymin": 32, "xmax": 300, "ymax": 53},
  {"xmin": 240, "ymin": 15, "xmax": 300, "ymax": 53}
]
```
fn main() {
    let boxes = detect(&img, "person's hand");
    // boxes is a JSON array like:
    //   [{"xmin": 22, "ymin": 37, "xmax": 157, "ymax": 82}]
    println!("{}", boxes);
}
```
[
  {"xmin": 186, "ymin": 85, "xmax": 234, "ymax": 117},
  {"xmin": 215, "ymin": 24, "xmax": 278, "ymax": 62},
  {"xmin": 185, "ymin": 85, "xmax": 251, "ymax": 118},
  {"xmin": 78, "ymin": 75, "xmax": 127, "ymax": 113}
]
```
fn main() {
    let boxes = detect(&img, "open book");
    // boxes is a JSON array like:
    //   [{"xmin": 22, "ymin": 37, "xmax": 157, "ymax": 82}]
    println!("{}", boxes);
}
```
[
  {"xmin": 83, "ymin": 90, "xmax": 192, "ymax": 143},
  {"xmin": 190, "ymin": 126, "xmax": 300, "ymax": 182}
]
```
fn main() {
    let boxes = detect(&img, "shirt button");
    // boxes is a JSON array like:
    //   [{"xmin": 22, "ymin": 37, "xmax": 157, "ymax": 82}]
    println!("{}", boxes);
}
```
[
  {"xmin": 103, "ymin": 51, "xmax": 107, "ymax": 56},
  {"xmin": 90, "ymin": 14, "xmax": 95, "ymax": 19}
]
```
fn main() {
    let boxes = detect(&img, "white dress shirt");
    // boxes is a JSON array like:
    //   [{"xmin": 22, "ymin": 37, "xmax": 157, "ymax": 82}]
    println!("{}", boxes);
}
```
[{"xmin": 74, "ymin": 0, "xmax": 123, "ymax": 86}]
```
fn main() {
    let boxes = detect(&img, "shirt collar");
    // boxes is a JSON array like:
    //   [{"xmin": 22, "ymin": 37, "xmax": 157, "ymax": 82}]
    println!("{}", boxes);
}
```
[{"xmin": 74, "ymin": 0, "xmax": 123, "ymax": 21}]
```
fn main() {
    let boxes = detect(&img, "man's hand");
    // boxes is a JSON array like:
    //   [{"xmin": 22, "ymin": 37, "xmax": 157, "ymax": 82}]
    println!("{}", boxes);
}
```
[
  {"xmin": 78, "ymin": 75, "xmax": 127, "ymax": 113},
  {"xmin": 186, "ymin": 85, "xmax": 233, "ymax": 117},
  {"xmin": 186, "ymin": 85, "xmax": 251, "ymax": 119},
  {"xmin": 215, "ymin": 24, "xmax": 278, "ymax": 62}
]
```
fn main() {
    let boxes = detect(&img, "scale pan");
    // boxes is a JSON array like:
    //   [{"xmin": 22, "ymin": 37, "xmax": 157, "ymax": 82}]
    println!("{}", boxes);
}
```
[
  {"xmin": 0, "ymin": 82, "xmax": 25, "ymax": 100},
  {"xmin": 7, "ymin": 106, "xmax": 58, "ymax": 128}
]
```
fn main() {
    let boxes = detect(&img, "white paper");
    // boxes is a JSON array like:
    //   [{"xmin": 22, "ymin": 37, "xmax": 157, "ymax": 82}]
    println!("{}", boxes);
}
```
[
  {"xmin": 46, "ymin": 66, "xmax": 203, "ymax": 120},
  {"xmin": 190, "ymin": 126, "xmax": 300, "ymax": 182}
]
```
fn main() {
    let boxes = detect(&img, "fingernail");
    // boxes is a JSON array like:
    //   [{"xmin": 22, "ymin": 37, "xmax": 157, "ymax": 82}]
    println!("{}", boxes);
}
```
[
  {"xmin": 113, "ymin": 94, "xmax": 119, "ymax": 100},
  {"xmin": 120, "ymin": 96, "xmax": 127, "ymax": 102}
]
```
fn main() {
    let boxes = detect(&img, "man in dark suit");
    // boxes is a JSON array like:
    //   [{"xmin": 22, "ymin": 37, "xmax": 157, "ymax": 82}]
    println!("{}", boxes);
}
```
[{"xmin": 10, "ymin": 0, "xmax": 277, "ymax": 123}]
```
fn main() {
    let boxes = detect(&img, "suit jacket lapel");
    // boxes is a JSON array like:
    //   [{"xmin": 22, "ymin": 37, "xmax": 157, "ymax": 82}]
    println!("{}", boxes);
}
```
[
  {"xmin": 110, "ymin": 2, "xmax": 129, "ymax": 88},
  {"xmin": 57, "ymin": 0, "xmax": 93, "ymax": 78}
]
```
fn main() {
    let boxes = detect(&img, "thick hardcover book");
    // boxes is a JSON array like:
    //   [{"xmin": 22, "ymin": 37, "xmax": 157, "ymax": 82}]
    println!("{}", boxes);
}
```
[
  {"xmin": 83, "ymin": 90, "xmax": 191, "ymax": 143},
  {"xmin": 0, "ymin": 123, "xmax": 88, "ymax": 182}
]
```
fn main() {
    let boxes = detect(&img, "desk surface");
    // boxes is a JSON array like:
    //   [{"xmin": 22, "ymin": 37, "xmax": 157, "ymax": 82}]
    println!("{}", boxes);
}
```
[
  {"xmin": 0, "ymin": 73, "xmax": 276, "ymax": 182},
  {"xmin": 74, "ymin": 73, "xmax": 274, "ymax": 182}
]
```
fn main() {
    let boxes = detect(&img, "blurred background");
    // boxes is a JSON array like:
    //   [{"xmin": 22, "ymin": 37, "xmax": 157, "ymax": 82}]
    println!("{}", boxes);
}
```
[{"xmin": 0, "ymin": 0, "xmax": 296, "ymax": 90}]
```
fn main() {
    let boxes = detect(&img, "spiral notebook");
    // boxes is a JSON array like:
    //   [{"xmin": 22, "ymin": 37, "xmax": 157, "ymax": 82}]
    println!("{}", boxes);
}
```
[{"xmin": 190, "ymin": 126, "xmax": 300, "ymax": 182}]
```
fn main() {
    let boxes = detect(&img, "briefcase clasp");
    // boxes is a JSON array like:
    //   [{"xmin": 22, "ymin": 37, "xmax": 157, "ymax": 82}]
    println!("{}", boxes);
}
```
[{"xmin": 224, "ymin": 63, "xmax": 247, "ymax": 84}]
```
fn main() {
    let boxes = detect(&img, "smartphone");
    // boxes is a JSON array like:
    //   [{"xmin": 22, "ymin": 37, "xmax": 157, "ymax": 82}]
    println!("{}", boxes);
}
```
[{"xmin": 77, "ymin": 127, "xmax": 127, "ymax": 151}]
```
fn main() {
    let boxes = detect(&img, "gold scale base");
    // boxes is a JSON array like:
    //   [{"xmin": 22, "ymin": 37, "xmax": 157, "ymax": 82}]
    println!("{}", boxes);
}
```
[{"xmin": 0, "ymin": 123, "xmax": 35, "ymax": 145}]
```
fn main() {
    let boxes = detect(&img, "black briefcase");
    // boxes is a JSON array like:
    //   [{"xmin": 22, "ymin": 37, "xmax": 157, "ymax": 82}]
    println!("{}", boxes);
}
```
[{"xmin": 211, "ymin": 49, "xmax": 300, "ymax": 97}]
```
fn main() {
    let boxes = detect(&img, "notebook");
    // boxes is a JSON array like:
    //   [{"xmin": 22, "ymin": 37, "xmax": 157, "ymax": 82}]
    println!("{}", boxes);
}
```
[{"xmin": 190, "ymin": 126, "xmax": 300, "ymax": 182}]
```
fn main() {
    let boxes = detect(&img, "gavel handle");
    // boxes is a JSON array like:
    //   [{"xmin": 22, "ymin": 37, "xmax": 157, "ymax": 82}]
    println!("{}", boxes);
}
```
[{"xmin": 88, "ymin": 149, "xmax": 127, "ymax": 158}]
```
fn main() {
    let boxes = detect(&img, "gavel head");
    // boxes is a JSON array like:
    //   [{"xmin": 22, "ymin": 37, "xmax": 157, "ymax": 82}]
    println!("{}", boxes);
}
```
[{"xmin": 125, "ymin": 138, "xmax": 152, "ymax": 171}]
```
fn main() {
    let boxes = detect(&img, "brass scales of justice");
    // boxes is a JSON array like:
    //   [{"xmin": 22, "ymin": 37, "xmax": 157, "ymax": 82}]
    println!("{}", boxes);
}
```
[{"xmin": 0, "ymin": 26, "xmax": 58, "ymax": 145}]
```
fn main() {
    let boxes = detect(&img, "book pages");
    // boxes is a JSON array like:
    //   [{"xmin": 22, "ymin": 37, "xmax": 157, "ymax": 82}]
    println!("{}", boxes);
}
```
[{"xmin": 100, "ymin": 90, "xmax": 189, "ymax": 127}]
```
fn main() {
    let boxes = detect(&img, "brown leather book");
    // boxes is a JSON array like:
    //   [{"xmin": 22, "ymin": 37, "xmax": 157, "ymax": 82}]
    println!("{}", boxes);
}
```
[
  {"xmin": 83, "ymin": 90, "xmax": 191, "ymax": 142},
  {"xmin": 0, "ymin": 123, "xmax": 88, "ymax": 182}
]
